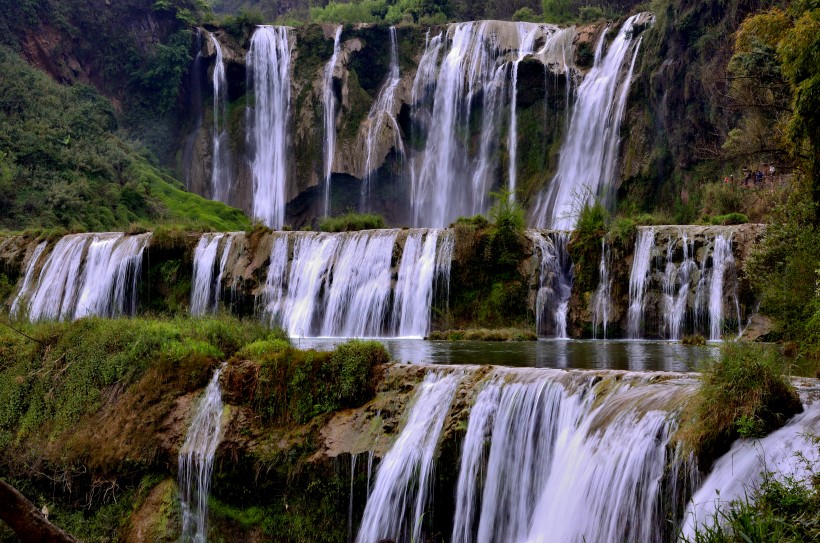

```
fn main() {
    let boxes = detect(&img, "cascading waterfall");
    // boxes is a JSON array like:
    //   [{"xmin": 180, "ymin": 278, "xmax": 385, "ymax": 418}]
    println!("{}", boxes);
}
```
[
  {"xmin": 410, "ymin": 22, "xmax": 571, "ymax": 227},
  {"xmin": 591, "ymin": 238, "xmax": 612, "ymax": 339},
  {"xmin": 707, "ymin": 234, "xmax": 738, "ymax": 340},
  {"xmin": 323, "ymin": 25, "xmax": 343, "ymax": 217},
  {"xmin": 320, "ymin": 230, "xmax": 397, "ymax": 337},
  {"xmin": 532, "ymin": 14, "xmax": 650, "ymax": 229},
  {"xmin": 627, "ymin": 228, "xmax": 655, "ymax": 338},
  {"xmin": 9, "ymin": 241, "xmax": 47, "ymax": 317},
  {"xmin": 17, "ymin": 233, "xmax": 149, "ymax": 322},
  {"xmin": 532, "ymin": 231, "xmax": 573, "ymax": 338},
  {"xmin": 209, "ymin": 33, "xmax": 231, "ymax": 203},
  {"xmin": 680, "ymin": 404, "xmax": 820, "ymax": 540},
  {"xmin": 179, "ymin": 366, "xmax": 225, "ymax": 543},
  {"xmin": 74, "ymin": 233, "xmax": 151, "ymax": 319},
  {"xmin": 362, "ymin": 26, "xmax": 403, "ymax": 207},
  {"xmin": 356, "ymin": 371, "xmax": 462, "ymax": 543},
  {"xmin": 191, "ymin": 233, "xmax": 224, "ymax": 316},
  {"xmin": 247, "ymin": 26, "xmax": 292, "ymax": 228},
  {"xmin": 258, "ymin": 230, "xmax": 452, "ymax": 337},
  {"xmin": 392, "ymin": 230, "xmax": 440, "ymax": 338},
  {"xmin": 661, "ymin": 233, "xmax": 696, "ymax": 340}
]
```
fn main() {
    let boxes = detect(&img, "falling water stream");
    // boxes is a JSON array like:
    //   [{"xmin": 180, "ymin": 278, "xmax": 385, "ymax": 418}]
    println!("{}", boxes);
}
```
[{"xmin": 179, "ymin": 366, "xmax": 225, "ymax": 543}]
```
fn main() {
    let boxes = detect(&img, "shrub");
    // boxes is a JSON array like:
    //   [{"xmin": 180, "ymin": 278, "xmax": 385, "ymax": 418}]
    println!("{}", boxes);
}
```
[
  {"xmin": 318, "ymin": 212, "xmax": 385, "ymax": 232},
  {"xmin": 486, "ymin": 189, "xmax": 526, "ymax": 269},
  {"xmin": 674, "ymin": 342, "xmax": 802, "ymax": 466},
  {"xmin": 250, "ymin": 339, "xmax": 389, "ymax": 424},
  {"xmin": 710, "ymin": 212, "xmax": 749, "ymax": 225},
  {"xmin": 512, "ymin": 7, "xmax": 538, "ymax": 22}
]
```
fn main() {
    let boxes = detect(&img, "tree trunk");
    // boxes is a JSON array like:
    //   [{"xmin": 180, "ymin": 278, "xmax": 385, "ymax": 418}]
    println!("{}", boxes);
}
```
[{"xmin": 0, "ymin": 480, "xmax": 79, "ymax": 543}]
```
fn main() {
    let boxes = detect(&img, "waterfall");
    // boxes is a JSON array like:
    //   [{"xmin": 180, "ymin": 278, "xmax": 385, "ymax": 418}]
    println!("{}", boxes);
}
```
[
  {"xmin": 680, "ymin": 404, "xmax": 820, "ymax": 540},
  {"xmin": 362, "ymin": 26, "xmax": 403, "ymax": 207},
  {"xmin": 443, "ymin": 367, "xmax": 695, "ymax": 543},
  {"xmin": 507, "ymin": 24, "xmax": 540, "ymax": 198},
  {"xmin": 257, "ymin": 229, "xmax": 452, "ymax": 338},
  {"xmin": 209, "ymin": 34, "xmax": 231, "ymax": 203},
  {"xmin": 661, "ymin": 233, "xmax": 696, "ymax": 340},
  {"xmin": 179, "ymin": 366, "xmax": 225, "ymax": 543},
  {"xmin": 627, "ymin": 228, "xmax": 655, "ymax": 338},
  {"xmin": 356, "ymin": 371, "xmax": 461, "ymax": 543},
  {"xmin": 707, "ymin": 234, "xmax": 738, "ymax": 340},
  {"xmin": 410, "ymin": 22, "xmax": 569, "ymax": 227},
  {"xmin": 532, "ymin": 231, "xmax": 573, "ymax": 338},
  {"xmin": 182, "ymin": 29, "xmax": 204, "ymax": 191},
  {"xmin": 322, "ymin": 25, "xmax": 343, "ymax": 217},
  {"xmin": 74, "ymin": 233, "xmax": 151, "ymax": 319},
  {"xmin": 452, "ymin": 383, "xmax": 500, "ymax": 543},
  {"xmin": 320, "ymin": 230, "xmax": 397, "ymax": 337},
  {"xmin": 191, "ymin": 233, "xmax": 224, "ymax": 316},
  {"xmin": 532, "ymin": 14, "xmax": 650, "ymax": 229},
  {"xmin": 392, "ymin": 230, "xmax": 440, "ymax": 338},
  {"xmin": 591, "ymin": 238, "xmax": 612, "ymax": 339},
  {"xmin": 20, "ymin": 233, "xmax": 149, "ymax": 322},
  {"xmin": 247, "ymin": 26, "xmax": 292, "ymax": 228},
  {"xmin": 9, "ymin": 241, "xmax": 47, "ymax": 317}
]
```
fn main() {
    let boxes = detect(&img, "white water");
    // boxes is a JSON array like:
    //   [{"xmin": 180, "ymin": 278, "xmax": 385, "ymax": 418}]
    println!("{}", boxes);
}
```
[
  {"xmin": 591, "ymin": 238, "xmax": 612, "ymax": 339},
  {"xmin": 362, "ymin": 26, "xmax": 403, "ymax": 206},
  {"xmin": 248, "ymin": 26, "xmax": 292, "ymax": 228},
  {"xmin": 323, "ymin": 26, "xmax": 343, "ymax": 217},
  {"xmin": 9, "ymin": 241, "xmax": 47, "ymax": 317},
  {"xmin": 320, "ymin": 230, "xmax": 397, "ymax": 337},
  {"xmin": 209, "ymin": 34, "xmax": 231, "ymax": 203},
  {"xmin": 532, "ymin": 15, "xmax": 649, "ymax": 229},
  {"xmin": 20, "ymin": 233, "xmax": 149, "ymax": 321},
  {"xmin": 532, "ymin": 231, "xmax": 573, "ymax": 338},
  {"xmin": 74, "ymin": 233, "xmax": 151, "ymax": 319},
  {"xmin": 191, "ymin": 233, "xmax": 225, "ymax": 316},
  {"xmin": 255, "ymin": 230, "xmax": 451, "ymax": 337},
  {"xmin": 627, "ymin": 228, "xmax": 655, "ymax": 338},
  {"xmin": 661, "ymin": 233, "xmax": 696, "ymax": 340},
  {"xmin": 179, "ymin": 367, "xmax": 225, "ymax": 543},
  {"xmin": 392, "ymin": 230, "xmax": 440, "ymax": 338},
  {"xmin": 708, "ymin": 234, "xmax": 738, "ymax": 340},
  {"xmin": 445, "ymin": 367, "xmax": 694, "ymax": 543},
  {"xmin": 356, "ymin": 371, "xmax": 461, "ymax": 543},
  {"xmin": 680, "ymin": 404, "xmax": 820, "ymax": 540},
  {"xmin": 410, "ymin": 22, "xmax": 566, "ymax": 227}
]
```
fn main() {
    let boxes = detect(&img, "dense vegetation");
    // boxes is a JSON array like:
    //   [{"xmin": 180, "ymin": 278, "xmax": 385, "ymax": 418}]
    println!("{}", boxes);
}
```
[
  {"xmin": 0, "ymin": 316, "xmax": 388, "ymax": 542},
  {"xmin": 0, "ymin": 46, "xmax": 249, "ymax": 232},
  {"xmin": 674, "ymin": 343, "xmax": 803, "ymax": 466},
  {"xmin": 318, "ymin": 211, "xmax": 385, "ymax": 232}
]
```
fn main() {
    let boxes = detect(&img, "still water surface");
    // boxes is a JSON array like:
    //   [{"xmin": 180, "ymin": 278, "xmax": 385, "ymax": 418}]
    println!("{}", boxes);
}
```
[{"xmin": 294, "ymin": 339, "xmax": 719, "ymax": 372}]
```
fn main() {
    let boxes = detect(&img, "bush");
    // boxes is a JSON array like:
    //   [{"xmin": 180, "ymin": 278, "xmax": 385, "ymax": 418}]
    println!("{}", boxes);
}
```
[
  {"xmin": 674, "ymin": 343, "xmax": 803, "ymax": 466},
  {"xmin": 710, "ymin": 212, "xmax": 749, "ymax": 225},
  {"xmin": 318, "ymin": 212, "xmax": 384, "ymax": 232},
  {"xmin": 250, "ymin": 339, "xmax": 389, "ymax": 424},
  {"xmin": 512, "ymin": 7, "xmax": 538, "ymax": 22},
  {"xmin": 486, "ymin": 189, "xmax": 526, "ymax": 269}
]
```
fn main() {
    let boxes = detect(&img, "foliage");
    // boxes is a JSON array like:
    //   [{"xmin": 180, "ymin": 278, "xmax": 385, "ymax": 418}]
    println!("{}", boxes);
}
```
[
  {"xmin": 0, "ymin": 46, "xmax": 249, "ymax": 232},
  {"xmin": 747, "ymin": 176, "xmax": 820, "ymax": 355},
  {"xmin": 249, "ymin": 340, "xmax": 389, "ymax": 424},
  {"xmin": 221, "ymin": 8, "xmax": 266, "ymax": 41},
  {"xmin": 512, "ymin": 7, "xmax": 538, "ymax": 22},
  {"xmin": 318, "ymin": 211, "xmax": 385, "ymax": 232},
  {"xmin": 541, "ymin": 0, "xmax": 571, "ymax": 23},
  {"xmin": 569, "ymin": 201, "xmax": 607, "ymax": 292},
  {"xmin": 710, "ymin": 212, "xmax": 749, "ymax": 225},
  {"xmin": 310, "ymin": 0, "xmax": 448, "ymax": 24},
  {"xmin": 674, "ymin": 342, "xmax": 803, "ymax": 466},
  {"xmin": 682, "ymin": 457, "xmax": 820, "ymax": 542},
  {"xmin": 486, "ymin": 189, "xmax": 526, "ymax": 269},
  {"xmin": 0, "ymin": 316, "xmax": 273, "ymax": 448},
  {"xmin": 427, "ymin": 328, "xmax": 537, "ymax": 341}
]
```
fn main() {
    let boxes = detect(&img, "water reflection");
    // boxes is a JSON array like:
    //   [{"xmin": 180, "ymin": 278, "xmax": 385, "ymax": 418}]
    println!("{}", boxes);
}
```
[{"xmin": 296, "ymin": 338, "xmax": 719, "ymax": 373}]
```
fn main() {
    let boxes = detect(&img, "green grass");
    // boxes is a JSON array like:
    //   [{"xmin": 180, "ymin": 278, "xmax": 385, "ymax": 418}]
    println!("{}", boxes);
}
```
[
  {"xmin": 674, "ymin": 342, "xmax": 802, "ymax": 466},
  {"xmin": 318, "ymin": 212, "xmax": 385, "ymax": 232},
  {"xmin": 682, "ymin": 461, "xmax": 820, "ymax": 542}
]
